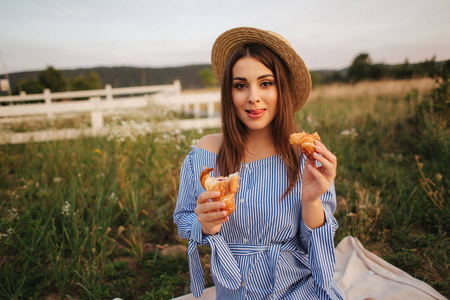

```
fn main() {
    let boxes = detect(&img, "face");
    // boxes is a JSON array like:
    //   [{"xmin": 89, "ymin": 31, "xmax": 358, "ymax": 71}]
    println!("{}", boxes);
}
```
[{"xmin": 231, "ymin": 56, "xmax": 278, "ymax": 134}]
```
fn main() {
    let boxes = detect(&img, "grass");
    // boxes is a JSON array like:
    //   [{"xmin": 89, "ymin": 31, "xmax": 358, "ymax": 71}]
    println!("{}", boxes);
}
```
[{"xmin": 0, "ymin": 78, "xmax": 449, "ymax": 299}]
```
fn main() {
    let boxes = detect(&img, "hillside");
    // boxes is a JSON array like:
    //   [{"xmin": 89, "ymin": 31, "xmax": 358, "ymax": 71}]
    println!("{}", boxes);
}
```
[{"xmin": 4, "ymin": 64, "xmax": 213, "ymax": 93}]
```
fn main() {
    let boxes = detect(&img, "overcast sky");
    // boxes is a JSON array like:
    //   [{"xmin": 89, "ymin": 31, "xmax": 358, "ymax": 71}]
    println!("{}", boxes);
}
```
[{"xmin": 1, "ymin": 0, "xmax": 449, "ymax": 74}]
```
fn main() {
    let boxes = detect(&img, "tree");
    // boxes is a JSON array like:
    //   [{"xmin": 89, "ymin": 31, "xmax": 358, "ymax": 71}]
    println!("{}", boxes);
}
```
[
  {"xmin": 368, "ymin": 63, "xmax": 388, "ymax": 81},
  {"xmin": 310, "ymin": 71, "xmax": 321, "ymax": 88},
  {"xmin": 16, "ymin": 78, "xmax": 45, "ymax": 94},
  {"xmin": 347, "ymin": 53, "xmax": 372, "ymax": 82},
  {"xmin": 198, "ymin": 67, "xmax": 217, "ymax": 88},
  {"xmin": 414, "ymin": 56, "xmax": 437, "ymax": 78},
  {"xmin": 393, "ymin": 59, "xmax": 414, "ymax": 79},
  {"xmin": 37, "ymin": 66, "xmax": 69, "ymax": 92},
  {"xmin": 71, "ymin": 71, "xmax": 103, "ymax": 91}
]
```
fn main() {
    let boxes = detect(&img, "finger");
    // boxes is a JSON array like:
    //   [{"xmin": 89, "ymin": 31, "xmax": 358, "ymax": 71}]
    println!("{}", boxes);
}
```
[
  {"xmin": 210, "ymin": 215, "xmax": 229, "ymax": 226},
  {"xmin": 203, "ymin": 215, "xmax": 229, "ymax": 231},
  {"xmin": 195, "ymin": 200, "xmax": 225, "ymax": 216},
  {"xmin": 306, "ymin": 163, "xmax": 328, "ymax": 183},
  {"xmin": 315, "ymin": 140, "xmax": 327, "ymax": 150},
  {"xmin": 312, "ymin": 152, "xmax": 334, "ymax": 170},
  {"xmin": 203, "ymin": 210, "xmax": 228, "ymax": 222},
  {"xmin": 315, "ymin": 143, "xmax": 337, "ymax": 165},
  {"xmin": 203, "ymin": 201, "xmax": 226, "ymax": 213},
  {"xmin": 197, "ymin": 191, "xmax": 221, "ymax": 204},
  {"xmin": 312, "ymin": 153, "xmax": 336, "ymax": 180}
]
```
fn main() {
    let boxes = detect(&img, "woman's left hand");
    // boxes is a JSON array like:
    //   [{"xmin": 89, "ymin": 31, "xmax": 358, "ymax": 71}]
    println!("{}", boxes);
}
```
[{"xmin": 301, "ymin": 140, "xmax": 337, "ymax": 203}]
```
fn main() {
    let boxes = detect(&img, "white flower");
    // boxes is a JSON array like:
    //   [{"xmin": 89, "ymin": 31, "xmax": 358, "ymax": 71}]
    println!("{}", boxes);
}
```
[
  {"xmin": 0, "ymin": 228, "xmax": 13, "ymax": 240},
  {"xmin": 61, "ymin": 201, "xmax": 71, "ymax": 215},
  {"xmin": 191, "ymin": 139, "xmax": 199, "ymax": 148},
  {"xmin": 339, "ymin": 128, "xmax": 358, "ymax": 137},
  {"xmin": 7, "ymin": 208, "xmax": 19, "ymax": 220}
]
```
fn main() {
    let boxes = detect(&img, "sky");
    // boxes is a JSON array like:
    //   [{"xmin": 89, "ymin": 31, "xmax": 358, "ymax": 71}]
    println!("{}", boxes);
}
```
[{"xmin": 1, "ymin": 0, "xmax": 449, "ymax": 74}]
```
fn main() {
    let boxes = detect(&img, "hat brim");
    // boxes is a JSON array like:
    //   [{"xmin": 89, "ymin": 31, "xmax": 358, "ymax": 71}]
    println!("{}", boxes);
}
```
[{"xmin": 211, "ymin": 27, "xmax": 311, "ymax": 111}]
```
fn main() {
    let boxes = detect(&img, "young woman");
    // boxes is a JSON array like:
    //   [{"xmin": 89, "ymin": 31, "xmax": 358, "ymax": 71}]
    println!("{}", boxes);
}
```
[{"xmin": 174, "ymin": 27, "xmax": 343, "ymax": 300}]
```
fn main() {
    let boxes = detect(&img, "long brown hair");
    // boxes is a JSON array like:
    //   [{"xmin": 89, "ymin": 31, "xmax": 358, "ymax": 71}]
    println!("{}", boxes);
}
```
[{"xmin": 216, "ymin": 43, "xmax": 301, "ymax": 199}]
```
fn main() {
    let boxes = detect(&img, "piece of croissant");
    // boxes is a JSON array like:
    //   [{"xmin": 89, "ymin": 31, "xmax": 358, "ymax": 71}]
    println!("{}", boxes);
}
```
[
  {"xmin": 289, "ymin": 131, "xmax": 321, "ymax": 159},
  {"xmin": 200, "ymin": 168, "xmax": 239, "ymax": 216}
]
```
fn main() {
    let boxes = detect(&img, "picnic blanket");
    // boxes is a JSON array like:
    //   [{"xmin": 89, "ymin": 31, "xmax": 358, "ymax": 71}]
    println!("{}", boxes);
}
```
[{"xmin": 173, "ymin": 236, "xmax": 447, "ymax": 300}]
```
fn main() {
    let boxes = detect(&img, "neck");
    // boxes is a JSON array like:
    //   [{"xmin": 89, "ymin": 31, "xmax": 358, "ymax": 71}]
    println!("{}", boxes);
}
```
[{"xmin": 243, "ymin": 127, "xmax": 277, "ymax": 162}]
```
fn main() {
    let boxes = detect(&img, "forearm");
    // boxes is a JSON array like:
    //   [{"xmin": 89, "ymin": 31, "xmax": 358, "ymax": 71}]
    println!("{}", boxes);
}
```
[{"xmin": 302, "ymin": 199, "xmax": 325, "ymax": 229}]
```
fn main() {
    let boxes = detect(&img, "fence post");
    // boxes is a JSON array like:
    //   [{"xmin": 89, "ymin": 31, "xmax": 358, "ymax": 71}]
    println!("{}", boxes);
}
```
[
  {"xmin": 105, "ymin": 84, "xmax": 113, "ymax": 113},
  {"xmin": 182, "ymin": 103, "xmax": 189, "ymax": 116},
  {"xmin": 173, "ymin": 80, "xmax": 181, "ymax": 95},
  {"xmin": 90, "ymin": 97, "xmax": 104, "ymax": 135},
  {"xmin": 193, "ymin": 103, "xmax": 200, "ymax": 118},
  {"xmin": 44, "ymin": 89, "xmax": 54, "ymax": 119},
  {"xmin": 207, "ymin": 102, "xmax": 215, "ymax": 118}
]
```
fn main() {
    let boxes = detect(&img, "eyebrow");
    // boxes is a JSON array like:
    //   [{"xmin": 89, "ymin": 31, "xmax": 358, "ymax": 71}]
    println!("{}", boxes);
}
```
[{"xmin": 232, "ymin": 74, "xmax": 275, "ymax": 81}]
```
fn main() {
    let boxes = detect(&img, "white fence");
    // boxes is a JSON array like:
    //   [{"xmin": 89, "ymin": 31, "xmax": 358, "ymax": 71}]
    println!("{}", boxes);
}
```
[{"xmin": 0, "ymin": 81, "xmax": 221, "ymax": 144}]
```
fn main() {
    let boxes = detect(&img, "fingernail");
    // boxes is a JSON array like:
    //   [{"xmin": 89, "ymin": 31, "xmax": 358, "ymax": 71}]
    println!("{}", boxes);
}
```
[
  {"xmin": 219, "ymin": 202, "xmax": 225, "ymax": 208},
  {"xmin": 315, "ymin": 146, "xmax": 322, "ymax": 151},
  {"xmin": 213, "ymin": 191, "xmax": 221, "ymax": 197}
]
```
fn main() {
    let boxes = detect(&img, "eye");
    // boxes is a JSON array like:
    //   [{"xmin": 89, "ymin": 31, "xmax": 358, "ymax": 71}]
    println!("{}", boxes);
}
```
[
  {"xmin": 260, "ymin": 81, "xmax": 274, "ymax": 87},
  {"xmin": 234, "ymin": 83, "xmax": 247, "ymax": 89}
]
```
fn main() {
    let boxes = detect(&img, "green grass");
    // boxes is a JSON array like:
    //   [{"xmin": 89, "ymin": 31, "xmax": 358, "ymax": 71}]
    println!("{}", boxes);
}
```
[{"xmin": 0, "ymin": 83, "xmax": 449, "ymax": 299}]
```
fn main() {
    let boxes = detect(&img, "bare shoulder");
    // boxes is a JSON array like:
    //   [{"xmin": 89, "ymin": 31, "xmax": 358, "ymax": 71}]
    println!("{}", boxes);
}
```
[{"xmin": 196, "ymin": 133, "xmax": 223, "ymax": 154}]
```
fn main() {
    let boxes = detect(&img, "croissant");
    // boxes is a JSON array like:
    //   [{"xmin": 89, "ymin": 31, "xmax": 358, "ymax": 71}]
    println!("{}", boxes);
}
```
[
  {"xmin": 289, "ymin": 131, "xmax": 321, "ymax": 159},
  {"xmin": 200, "ymin": 168, "xmax": 239, "ymax": 216}
]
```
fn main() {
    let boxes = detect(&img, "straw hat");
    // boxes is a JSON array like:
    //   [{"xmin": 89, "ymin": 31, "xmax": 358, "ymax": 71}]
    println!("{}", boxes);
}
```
[{"xmin": 211, "ymin": 26, "xmax": 312, "ymax": 111}]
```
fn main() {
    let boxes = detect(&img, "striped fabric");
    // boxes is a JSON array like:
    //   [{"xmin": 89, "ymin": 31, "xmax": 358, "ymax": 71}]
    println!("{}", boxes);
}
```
[{"xmin": 174, "ymin": 146, "xmax": 344, "ymax": 300}]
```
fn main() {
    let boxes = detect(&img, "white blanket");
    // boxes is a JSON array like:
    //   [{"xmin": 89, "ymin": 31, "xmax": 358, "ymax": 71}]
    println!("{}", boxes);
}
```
[
  {"xmin": 334, "ymin": 236, "xmax": 446, "ymax": 300},
  {"xmin": 173, "ymin": 236, "xmax": 447, "ymax": 300}
]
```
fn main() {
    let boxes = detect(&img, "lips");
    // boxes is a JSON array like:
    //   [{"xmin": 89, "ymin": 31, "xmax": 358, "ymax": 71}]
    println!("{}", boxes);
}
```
[{"xmin": 246, "ymin": 109, "xmax": 266, "ymax": 119}]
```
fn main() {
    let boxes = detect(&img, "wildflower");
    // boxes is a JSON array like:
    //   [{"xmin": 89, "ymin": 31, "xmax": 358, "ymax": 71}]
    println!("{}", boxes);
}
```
[
  {"xmin": 0, "ymin": 228, "xmax": 13, "ymax": 240},
  {"xmin": 61, "ymin": 201, "xmax": 71, "ymax": 215},
  {"xmin": 110, "ymin": 192, "xmax": 116, "ymax": 200},
  {"xmin": 93, "ymin": 148, "xmax": 102, "ymax": 155},
  {"xmin": 7, "ymin": 208, "xmax": 19, "ymax": 220},
  {"xmin": 306, "ymin": 116, "xmax": 312, "ymax": 123},
  {"xmin": 53, "ymin": 177, "xmax": 62, "ymax": 183},
  {"xmin": 339, "ymin": 128, "xmax": 358, "ymax": 137},
  {"xmin": 191, "ymin": 138, "xmax": 199, "ymax": 147}
]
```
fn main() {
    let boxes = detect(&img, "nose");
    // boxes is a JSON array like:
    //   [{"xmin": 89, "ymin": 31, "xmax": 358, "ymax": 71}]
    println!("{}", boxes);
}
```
[{"xmin": 248, "ymin": 87, "xmax": 260, "ymax": 104}]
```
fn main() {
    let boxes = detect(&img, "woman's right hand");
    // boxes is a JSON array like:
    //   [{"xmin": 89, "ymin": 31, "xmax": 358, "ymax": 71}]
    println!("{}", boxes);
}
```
[{"xmin": 195, "ymin": 191, "xmax": 229, "ymax": 235}]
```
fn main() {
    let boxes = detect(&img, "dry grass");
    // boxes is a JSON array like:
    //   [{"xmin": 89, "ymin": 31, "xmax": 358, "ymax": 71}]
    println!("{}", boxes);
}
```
[{"xmin": 310, "ymin": 78, "xmax": 437, "ymax": 100}]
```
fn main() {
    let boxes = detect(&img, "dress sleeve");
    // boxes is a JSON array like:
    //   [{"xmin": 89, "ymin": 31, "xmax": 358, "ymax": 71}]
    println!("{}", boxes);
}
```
[
  {"xmin": 173, "ymin": 151, "xmax": 206, "ymax": 245},
  {"xmin": 299, "ymin": 180, "xmax": 339, "ymax": 298}
]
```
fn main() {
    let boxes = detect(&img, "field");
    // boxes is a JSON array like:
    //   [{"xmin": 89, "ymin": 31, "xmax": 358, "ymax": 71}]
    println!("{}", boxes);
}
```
[{"xmin": 0, "ymin": 78, "xmax": 449, "ymax": 299}]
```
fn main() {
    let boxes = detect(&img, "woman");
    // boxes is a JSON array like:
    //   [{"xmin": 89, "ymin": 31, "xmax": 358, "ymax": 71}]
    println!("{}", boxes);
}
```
[{"xmin": 174, "ymin": 27, "xmax": 343, "ymax": 300}]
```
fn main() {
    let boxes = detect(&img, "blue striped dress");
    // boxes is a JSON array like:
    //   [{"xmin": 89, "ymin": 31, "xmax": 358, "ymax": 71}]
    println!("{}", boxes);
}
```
[{"xmin": 173, "ymin": 146, "xmax": 344, "ymax": 300}]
